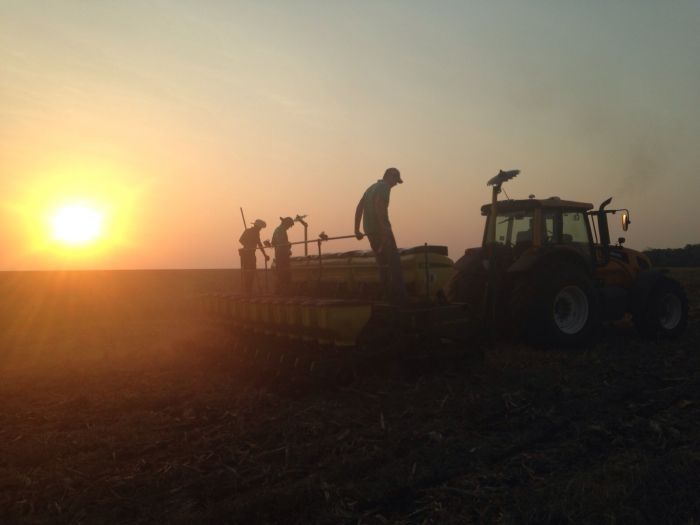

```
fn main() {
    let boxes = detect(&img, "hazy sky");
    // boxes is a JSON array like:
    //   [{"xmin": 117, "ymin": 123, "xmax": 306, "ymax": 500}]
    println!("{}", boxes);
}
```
[{"xmin": 1, "ymin": 1, "xmax": 699, "ymax": 270}]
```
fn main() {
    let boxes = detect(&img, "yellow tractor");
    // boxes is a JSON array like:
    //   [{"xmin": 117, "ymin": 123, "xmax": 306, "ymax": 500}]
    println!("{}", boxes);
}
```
[{"xmin": 445, "ymin": 170, "xmax": 688, "ymax": 346}]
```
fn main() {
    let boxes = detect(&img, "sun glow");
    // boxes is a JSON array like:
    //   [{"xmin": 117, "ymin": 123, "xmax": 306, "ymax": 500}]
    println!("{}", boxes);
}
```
[
  {"xmin": 51, "ymin": 204, "xmax": 104, "ymax": 246},
  {"xmin": 4, "ymin": 155, "xmax": 147, "ymax": 268}
]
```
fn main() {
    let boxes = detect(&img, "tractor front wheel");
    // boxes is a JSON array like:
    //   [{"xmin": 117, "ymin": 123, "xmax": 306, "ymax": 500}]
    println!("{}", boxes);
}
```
[
  {"xmin": 634, "ymin": 277, "xmax": 688, "ymax": 339},
  {"xmin": 525, "ymin": 268, "xmax": 598, "ymax": 347}
]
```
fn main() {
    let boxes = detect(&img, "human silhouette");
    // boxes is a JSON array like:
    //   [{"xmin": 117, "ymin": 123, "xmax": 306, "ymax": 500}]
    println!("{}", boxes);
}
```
[
  {"xmin": 271, "ymin": 216, "xmax": 295, "ymax": 295},
  {"xmin": 354, "ymin": 167, "xmax": 409, "ymax": 304},
  {"xmin": 239, "ymin": 219, "xmax": 269, "ymax": 295}
]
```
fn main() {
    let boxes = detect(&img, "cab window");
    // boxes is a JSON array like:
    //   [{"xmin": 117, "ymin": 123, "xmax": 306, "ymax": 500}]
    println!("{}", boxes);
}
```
[
  {"xmin": 542, "ymin": 209, "xmax": 590, "ymax": 244},
  {"xmin": 492, "ymin": 211, "xmax": 534, "ymax": 247},
  {"xmin": 562, "ymin": 211, "xmax": 589, "ymax": 243}
]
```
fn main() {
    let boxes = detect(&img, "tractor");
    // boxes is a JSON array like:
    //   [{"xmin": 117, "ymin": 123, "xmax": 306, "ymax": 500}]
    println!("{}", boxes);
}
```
[{"xmin": 444, "ymin": 170, "xmax": 689, "ymax": 346}]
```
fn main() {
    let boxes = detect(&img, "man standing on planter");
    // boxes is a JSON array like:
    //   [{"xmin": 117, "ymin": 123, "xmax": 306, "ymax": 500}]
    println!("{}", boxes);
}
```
[{"xmin": 354, "ymin": 167, "xmax": 409, "ymax": 304}]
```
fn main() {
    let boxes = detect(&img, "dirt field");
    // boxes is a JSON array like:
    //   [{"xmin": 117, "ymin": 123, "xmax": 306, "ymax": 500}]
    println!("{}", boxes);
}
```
[{"xmin": 1, "ymin": 269, "xmax": 699, "ymax": 524}]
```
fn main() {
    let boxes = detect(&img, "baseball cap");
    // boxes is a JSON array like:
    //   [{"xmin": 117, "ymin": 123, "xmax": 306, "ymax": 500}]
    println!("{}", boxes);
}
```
[{"xmin": 384, "ymin": 167, "xmax": 403, "ymax": 184}]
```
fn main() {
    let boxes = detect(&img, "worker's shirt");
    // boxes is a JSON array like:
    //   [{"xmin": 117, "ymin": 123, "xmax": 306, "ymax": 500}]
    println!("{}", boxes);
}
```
[
  {"xmin": 239, "ymin": 228, "xmax": 261, "ymax": 251},
  {"xmin": 362, "ymin": 180, "xmax": 391, "ymax": 235},
  {"xmin": 271, "ymin": 226, "xmax": 288, "ymax": 247},
  {"xmin": 271, "ymin": 226, "xmax": 290, "ymax": 256}
]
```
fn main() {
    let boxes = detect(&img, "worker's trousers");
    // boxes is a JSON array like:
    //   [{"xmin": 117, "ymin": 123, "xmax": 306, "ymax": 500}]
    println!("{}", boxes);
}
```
[
  {"xmin": 274, "ymin": 249, "xmax": 291, "ymax": 295},
  {"xmin": 367, "ymin": 231, "xmax": 409, "ymax": 304},
  {"xmin": 239, "ymin": 249, "xmax": 257, "ymax": 295}
]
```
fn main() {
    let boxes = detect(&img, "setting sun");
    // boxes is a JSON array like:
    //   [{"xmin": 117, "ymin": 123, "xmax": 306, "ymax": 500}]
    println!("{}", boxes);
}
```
[{"xmin": 50, "ymin": 204, "xmax": 104, "ymax": 246}]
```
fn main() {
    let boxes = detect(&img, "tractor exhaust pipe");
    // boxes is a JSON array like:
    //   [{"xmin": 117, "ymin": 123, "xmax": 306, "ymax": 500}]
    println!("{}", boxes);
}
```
[{"xmin": 597, "ymin": 197, "xmax": 613, "ymax": 266}]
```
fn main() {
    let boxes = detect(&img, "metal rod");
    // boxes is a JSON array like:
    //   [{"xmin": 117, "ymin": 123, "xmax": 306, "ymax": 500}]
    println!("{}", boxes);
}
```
[
  {"xmin": 294, "ymin": 215, "xmax": 309, "ymax": 256},
  {"xmin": 316, "ymin": 239, "xmax": 323, "ymax": 288},
  {"xmin": 239, "ymin": 207, "xmax": 247, "ymax": 292},
  {"xmin": 424, "ymin": 242, "xmax": 430, "ymax": 302},
  {"xmin": 263, "ymin": 256, "xmax": 268, "ymax": 293},
  {"xmin": 270, "ymin": 233, "xmax": 363, "ymax": 250},
  {"xmin": 319, "ymin": 234, "xmax": 360, "ymax": 242},
  {"xmin": 485, "ymin": 182, "xmax": 500, "ymax": 339}
]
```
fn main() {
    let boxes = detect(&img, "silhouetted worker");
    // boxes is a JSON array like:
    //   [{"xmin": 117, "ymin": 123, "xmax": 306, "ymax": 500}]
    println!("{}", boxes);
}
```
[
  {"xmin": 239, "ymin": 219, "xmax": 269, "ymax": 295},
  {"xmin": 354, "ymin": 167, "xmax": 409, "ymax": 304},
  {"xmin": 271, "ymin": 216, "xmax": 295, "ymax": 294}
]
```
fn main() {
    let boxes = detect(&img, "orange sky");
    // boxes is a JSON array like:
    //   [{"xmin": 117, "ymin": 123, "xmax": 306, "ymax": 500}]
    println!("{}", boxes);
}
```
[{"xmin": 1, "ymin": 2, "xmax": 699, "ymax": 270}]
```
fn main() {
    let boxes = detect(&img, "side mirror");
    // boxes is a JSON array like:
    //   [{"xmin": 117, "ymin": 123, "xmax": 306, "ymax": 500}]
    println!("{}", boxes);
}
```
[{"xmin": 621, "ymin": 212, "xmax": 630, "ymax": 232}]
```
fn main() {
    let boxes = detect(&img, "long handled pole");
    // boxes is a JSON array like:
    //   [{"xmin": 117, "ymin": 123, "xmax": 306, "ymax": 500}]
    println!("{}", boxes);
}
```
[
  {"xmin": 239, "ymin": 208, "xmax": 247, "ymax": 292},
  {"xmin": 263, "ymin": 251, "xmax": 269, "ymax": 293}
]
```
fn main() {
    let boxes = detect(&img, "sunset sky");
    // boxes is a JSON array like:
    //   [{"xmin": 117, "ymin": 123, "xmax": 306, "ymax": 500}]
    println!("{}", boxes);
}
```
[{"xmin": 1, "ymin": 1, "xmax": 698, "ymax": 270}]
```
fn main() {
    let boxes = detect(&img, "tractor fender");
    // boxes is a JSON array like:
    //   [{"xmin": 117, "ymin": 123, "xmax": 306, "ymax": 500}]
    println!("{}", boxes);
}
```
[
  {"xmin": 628, "ymin": 269, "xmax": 668, "ymax": 314},
  {"xmin": 507, "ymin": 247, "xmax": 591, "ymax": 276}
]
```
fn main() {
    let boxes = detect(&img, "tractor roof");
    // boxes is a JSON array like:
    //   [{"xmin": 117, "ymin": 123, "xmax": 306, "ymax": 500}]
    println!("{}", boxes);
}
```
[{"xmin": 481, "ymin": 197, "xmax": 593, "ymax": 215}]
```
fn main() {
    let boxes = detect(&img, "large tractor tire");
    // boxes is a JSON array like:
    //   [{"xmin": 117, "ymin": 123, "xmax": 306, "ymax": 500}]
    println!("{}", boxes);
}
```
[
  {"xmin": 521, "ymin": 267, "xmax": 599, "ymax": 347},
  {"xmin": 634, "ymin": 276, "xmax": 688, "ymax": 339}
]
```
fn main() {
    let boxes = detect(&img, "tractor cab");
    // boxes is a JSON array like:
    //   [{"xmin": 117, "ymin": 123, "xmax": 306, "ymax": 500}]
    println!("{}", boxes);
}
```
[
  {"xmin": 480, "ymin": 197, "xmax": 596, "ymax": 271},
  {"xmin": 480, "ymin": 194, "xmax": 652, "ymax": 288}
]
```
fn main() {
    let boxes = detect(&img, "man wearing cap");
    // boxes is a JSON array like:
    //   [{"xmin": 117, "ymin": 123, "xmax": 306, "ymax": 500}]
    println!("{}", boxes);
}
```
[
  {"xmin": 271, "ymin": 216, "xmax": 295, "ymax": 294},
  {"xmin": 354, "ymin": 167, "xmax": 409, "ymax": 304},
  {"xmin": 239, "ymin": 219, "xmax": 269, "ymax": 295}
]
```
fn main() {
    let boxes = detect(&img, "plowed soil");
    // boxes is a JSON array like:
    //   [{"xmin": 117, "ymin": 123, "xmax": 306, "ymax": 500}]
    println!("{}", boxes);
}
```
[{"xmin": 1, "ymin": 269, "xmax": 699, "ymax": 524}]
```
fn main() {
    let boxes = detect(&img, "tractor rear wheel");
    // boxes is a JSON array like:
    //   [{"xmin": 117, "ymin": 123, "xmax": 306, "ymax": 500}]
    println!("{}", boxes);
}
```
[
  {"xmin": 524, "ymin": 268, "xmax": 598, "ymax": 347},
  {"xmin": 634, "ymin": 276, "xmax": 688, "ymax": 339}
]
